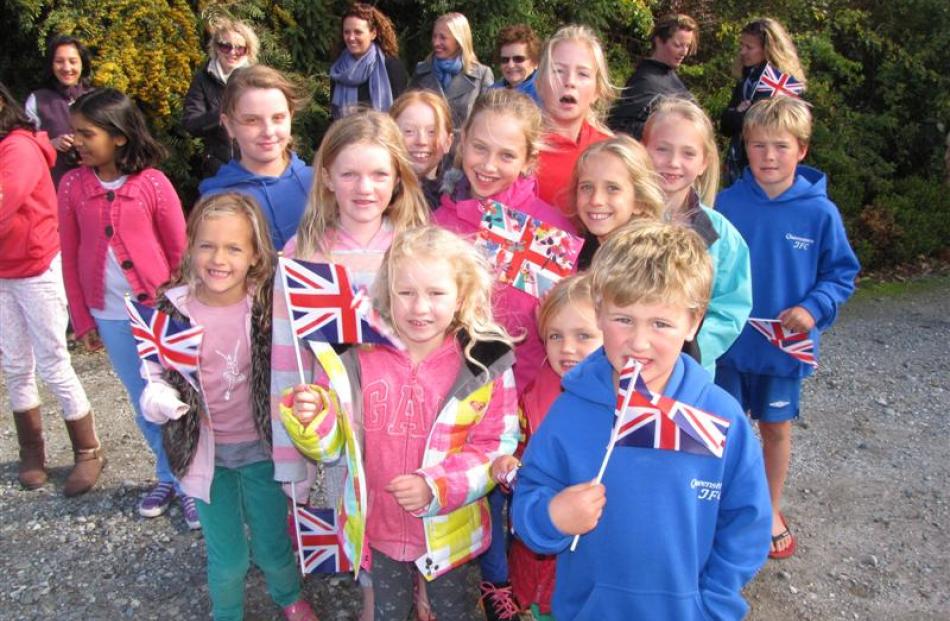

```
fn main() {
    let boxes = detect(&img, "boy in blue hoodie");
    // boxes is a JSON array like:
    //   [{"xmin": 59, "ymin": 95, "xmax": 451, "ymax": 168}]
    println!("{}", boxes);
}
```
[
  {"xmin": 715, "ymin": 96, "xmax": 860, "ymax": 560},
  {"xmin": 512, "ymin": 221, "xmax": 771, "ymax": 621}
]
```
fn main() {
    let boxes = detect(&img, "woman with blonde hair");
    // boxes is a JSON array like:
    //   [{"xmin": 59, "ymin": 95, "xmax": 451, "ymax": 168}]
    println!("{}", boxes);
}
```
[
  {"xmin": 330, "ymin": 2, "xmax": 408, "ymax": 119},
  {"xmin": 722, "ymin": 17, "xmax": 807, "ymax": 183},
  {"xmin": 410, "ymin": 12, "xmax": 494, "ymax": 130},
  {"xmin": 183, "ymin": 16, "xmax": 260, "ymax": 176}
]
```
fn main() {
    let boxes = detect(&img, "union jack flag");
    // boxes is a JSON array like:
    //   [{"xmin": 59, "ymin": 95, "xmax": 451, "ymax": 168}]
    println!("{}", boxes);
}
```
[
  {"xmin": 613, "ymin": 358, "xmax": 730, "ymax": 458},
  {"xmin": 475, "ymin": 201, "xmax": 584, "ymax": 299},
  {"xmin": 280, "ymin": 257, "xmax": 394, "ymax": 346},
  {"xmin": 748, "ymin": 318, "xmax": 817, "ymax": 367},
  {"xmin": 288, "ymin": 506, "xmax": 352, "ymax": 574},
  {"xmin": 125, "ymin": 298, "xmax": 203, "ymax": 390},
  {"xmin": 755, "ymin": 63, "xmax": 805, "ymax": 98}
]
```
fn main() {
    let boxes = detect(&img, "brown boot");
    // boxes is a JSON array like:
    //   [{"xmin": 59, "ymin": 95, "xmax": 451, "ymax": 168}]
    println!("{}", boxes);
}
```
[
  {"xmin": 63, "ymin": 413, "xmax": 105, "ymax": 496},
  {"xmin": 13, "ymin": 407, "xmax": 48, "ymax": 489}
]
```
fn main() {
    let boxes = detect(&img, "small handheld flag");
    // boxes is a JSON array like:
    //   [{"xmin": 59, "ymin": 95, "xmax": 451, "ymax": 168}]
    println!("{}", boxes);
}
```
[
  {"xmin": 748, "ymin": 318, "xmax": 817, "ymax": 367},
  {"xmin": 279, "ymin": 257, "xmax": 399, "ymax": 347},
  {"xmin": 475, "ymin": 201, "xmax": 583, "ymax": 299},
  {"xmin": 570, "ymin": 357, "xmax": 730, "ymax": 551},
  {"xmin": 125, "ymin": 297, "xmax": 203, "ymax": 390},
  {"xmin": 287, "ymin": 505, "xmax": 352, "ymax": 574},
  {"xmin": 754, "ymin": 63, "xmax": 804, "ymax": 98}
]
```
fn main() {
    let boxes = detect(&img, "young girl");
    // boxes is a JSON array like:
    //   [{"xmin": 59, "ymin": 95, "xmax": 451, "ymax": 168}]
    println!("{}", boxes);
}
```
[
  {"xmin": 570, "ymin": 135, "xmax": 666, "ymax": 270},
  {"xmin": 199, "ymin": 64, "xmax": 313, "ymax": 250},
  {"xmin": 139, "ymin": 193, "xmax": 317, "ymax": 621},
  {"xmin": 642, "ymin": 97, "xmax": 753, "ymax": 375},
  {"xmin": 534, "ymin": 25, "xmax": 616, "ymax": 214},
  {"xmin": 434, "ymin": 88, "xmax": 575, "ymax": 390},
  {"xmin": 0, "ymin": 81, "xmax": 101, "ymax": 496},
  {"xmin": 409, "ymin": 12, "xmax": 494, "ymax": 132},
  {"xmin": 390, "ymin": 90, "xmax": 454, "ymax": 209},
  {"xmin": 721, "ymin": 17, "xmax": 806, "ymax": 183},
  {"xmin": 281, "ymin": 225, "xmax": 519, "ymax": 621},
  {"xmin": 432, "ymin": 87, "xmax": 573, "ymax": 620},
  {"xmin": 270, "ymin": 110, "xmax": 429, "ymax": 621},
  {"xmin": 491, "ymin": 274, "xmax": 602, "ymax": 621},
  {"xmin": 58, "ymin": 88, "xmax": 187, "ymax": 517}
]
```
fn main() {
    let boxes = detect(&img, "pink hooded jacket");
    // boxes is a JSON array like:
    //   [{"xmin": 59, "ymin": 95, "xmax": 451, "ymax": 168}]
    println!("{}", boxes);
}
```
[{"xmin": 432, "ymin": 174, "xmax": 577, "ymax": 395}]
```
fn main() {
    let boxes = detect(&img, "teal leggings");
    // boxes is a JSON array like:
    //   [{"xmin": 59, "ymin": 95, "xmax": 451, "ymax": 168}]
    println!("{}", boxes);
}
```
[{"xmin": 195, "ymin": 460, "xmax": 302, "ymax": 620}]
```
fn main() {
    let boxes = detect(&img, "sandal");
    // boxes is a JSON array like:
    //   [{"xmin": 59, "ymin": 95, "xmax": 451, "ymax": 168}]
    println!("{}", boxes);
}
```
[{"xmin": 768, "ymin": 512, "xmax": 797, "ymax": 559}]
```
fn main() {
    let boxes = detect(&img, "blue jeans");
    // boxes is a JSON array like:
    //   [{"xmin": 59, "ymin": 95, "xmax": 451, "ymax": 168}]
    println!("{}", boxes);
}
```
[
  {"xmin": 479, "ymin": 487, "xmax": 509, "ymax": 583},
  {"xmin": 95, "ymin": 317, "xmax": 177, "ymax": 487}
]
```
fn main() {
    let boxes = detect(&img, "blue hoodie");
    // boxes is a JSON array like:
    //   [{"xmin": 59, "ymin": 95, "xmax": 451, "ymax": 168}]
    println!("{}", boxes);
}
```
[
  {"xmin": 512, "ymin": 350, "xmax": 771, "ymax": 621},
  {"xmin": 716, "ymin": 166, "xmax": 860, "ymax": 378},
  {"xmin": 198, "ymin": 152, "xmax": 313, "ymax": 250}
]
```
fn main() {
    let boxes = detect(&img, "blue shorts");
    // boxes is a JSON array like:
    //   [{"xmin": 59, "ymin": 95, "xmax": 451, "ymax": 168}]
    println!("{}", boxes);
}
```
[{"xmin": 715, "ymin": 367, "xmax": 801, "ymax": 423}]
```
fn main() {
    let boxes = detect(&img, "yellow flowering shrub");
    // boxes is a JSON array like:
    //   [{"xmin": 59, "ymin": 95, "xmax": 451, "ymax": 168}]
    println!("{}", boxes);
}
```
[{"xmin": 40, "ymin": 0, "xmax": 202, "ymax": 128}]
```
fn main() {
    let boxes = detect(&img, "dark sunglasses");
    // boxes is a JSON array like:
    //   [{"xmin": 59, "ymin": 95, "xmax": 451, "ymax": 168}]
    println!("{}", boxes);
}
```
[
  {"xmin": 216, "ymin": 41, "xmax": 248, "ymax": 56},
  {"xmin": 500, "ymin": 55, "xmax": 528, "ymax": 65}
]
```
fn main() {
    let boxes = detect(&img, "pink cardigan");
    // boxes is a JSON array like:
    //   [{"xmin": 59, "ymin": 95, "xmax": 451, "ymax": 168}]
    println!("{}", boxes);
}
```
[{"xmin": 58, "ymin": 167, "xmax": 186, "ymax": 337}]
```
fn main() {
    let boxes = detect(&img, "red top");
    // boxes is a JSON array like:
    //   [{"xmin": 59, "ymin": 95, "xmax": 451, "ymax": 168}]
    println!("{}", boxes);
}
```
[
  {"xmin": 510, "ymin": 362, "xmax": 563, "ymax": 613},
  {"xmin": 536, "ymin": 122, "xmax": 611, "ymax": 217},
  {"xmin": 57, "ymin": 166, "xmax": 186, "ymax": 337},
  {"xmin": 0, "ymin": 129, "xmax": 59, "ymax": 278}
]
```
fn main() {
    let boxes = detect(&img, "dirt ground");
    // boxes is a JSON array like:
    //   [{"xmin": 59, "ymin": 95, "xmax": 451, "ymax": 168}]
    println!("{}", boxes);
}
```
[{"xmin": 1, "ymin": 276, "xmax": 948, "ymax": 620}]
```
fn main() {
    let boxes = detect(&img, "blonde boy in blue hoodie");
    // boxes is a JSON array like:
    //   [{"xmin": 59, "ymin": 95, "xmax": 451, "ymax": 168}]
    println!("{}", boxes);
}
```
[{"xmin": 512, "ymin": 221, "xmax": 771, "ymax": 621}]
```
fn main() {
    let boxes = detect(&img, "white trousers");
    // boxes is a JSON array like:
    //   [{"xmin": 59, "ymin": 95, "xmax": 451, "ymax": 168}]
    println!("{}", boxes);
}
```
[{"xmin": 0, "ymin": 254, "xmax": 90, "ymax": 419}]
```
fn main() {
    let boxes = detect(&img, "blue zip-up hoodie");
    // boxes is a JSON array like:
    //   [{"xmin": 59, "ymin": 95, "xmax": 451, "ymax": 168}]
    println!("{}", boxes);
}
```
[
  {"xmin": 716, "ymin": 166, "xmax": 860, "ymax": 378},
  {"xmin": 512, "ymin": 349, "xmax": 771, "ymax": 621},
  {"xmin": 198, "ymin": 152, "xmax": 313, "ymax": 250},
  {"xmin": 492, "ymin": 69, "xmax": 541, "ymax": 105}
]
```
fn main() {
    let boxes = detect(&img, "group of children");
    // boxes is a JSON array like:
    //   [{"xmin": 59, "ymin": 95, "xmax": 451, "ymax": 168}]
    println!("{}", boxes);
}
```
[{"xmin": 1, "ymin": 15, "xmax": 861, "ymax": 621}]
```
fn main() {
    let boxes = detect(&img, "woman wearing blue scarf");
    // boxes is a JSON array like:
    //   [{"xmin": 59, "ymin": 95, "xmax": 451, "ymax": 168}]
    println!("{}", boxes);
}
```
[
  {"xmin": 410, "ymin": 12, "xmax": 493, "ymax": 130},
  {"xmin": 330, "ymin": 3, "xmax": 408, "ymax": 120}
]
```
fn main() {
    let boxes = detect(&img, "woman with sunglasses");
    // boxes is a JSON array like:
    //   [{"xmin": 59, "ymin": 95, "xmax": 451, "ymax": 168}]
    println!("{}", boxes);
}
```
[
  {"xmin": 330, "ymin": 2, "xmax": 408, "ymax": 120},
  {"xmin": 24, "ymin": 34, "xmax": 94, "ymax": 187},
  {"xmin": 183, "ymin": 17, "xmax": 259, "ymax": 177},
  {"xmin": 607, "ymin": 13, "xmax": 698, "ymax": 139},
  {"xmin": 491, "ymin": 24, "xmax": 542, "ymax": 105}
]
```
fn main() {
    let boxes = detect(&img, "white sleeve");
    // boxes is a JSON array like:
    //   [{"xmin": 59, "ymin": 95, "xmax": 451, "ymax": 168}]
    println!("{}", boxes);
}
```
[{"xmin": 24, "ymin": 94, "xmax": 40, "ymax": 129}]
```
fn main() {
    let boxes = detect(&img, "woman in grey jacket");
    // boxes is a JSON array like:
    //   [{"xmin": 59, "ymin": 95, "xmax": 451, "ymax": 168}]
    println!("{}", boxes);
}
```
[{"xmin": 410, "ymin": 12, "xmax": 493, "ymax": 130}]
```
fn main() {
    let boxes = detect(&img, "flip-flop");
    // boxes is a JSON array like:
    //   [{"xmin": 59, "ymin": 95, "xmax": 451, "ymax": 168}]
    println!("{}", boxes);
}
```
[{"xmin": 769, "ymin": 512, "xmax": 797, "ymax": 559}]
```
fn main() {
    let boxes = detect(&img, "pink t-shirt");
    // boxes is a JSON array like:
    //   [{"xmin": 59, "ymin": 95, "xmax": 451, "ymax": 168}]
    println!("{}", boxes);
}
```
[{"xmin": 188, "ymin": 296, "xmax": 258, "ymax": 445}]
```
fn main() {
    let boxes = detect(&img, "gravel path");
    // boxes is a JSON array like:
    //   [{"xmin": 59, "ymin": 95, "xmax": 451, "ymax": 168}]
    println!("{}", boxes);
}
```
[{"xmin": 2, "ymin": 278, "xmax": 948, "ymax": 620}]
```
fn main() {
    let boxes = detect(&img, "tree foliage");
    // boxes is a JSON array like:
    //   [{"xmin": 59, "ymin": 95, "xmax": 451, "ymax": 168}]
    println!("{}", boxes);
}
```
[{"xmin": 0, "ymin": 0, "xmax": 946, "ymax": 268}]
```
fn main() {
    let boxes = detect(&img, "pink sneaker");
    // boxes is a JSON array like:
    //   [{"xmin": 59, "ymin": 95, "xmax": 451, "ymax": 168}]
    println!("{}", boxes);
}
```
[{"xmin": 283, "ymin": 599, "xmax": 318, "ymax": 621}]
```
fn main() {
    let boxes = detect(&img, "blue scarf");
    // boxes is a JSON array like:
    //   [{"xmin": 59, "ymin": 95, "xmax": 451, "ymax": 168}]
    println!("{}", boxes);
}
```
[
  {"xmin": 330, "ymin": 43, "xmax": 393, "ymax": 117},
  {"xmin": 432, "ymin": 56, "xmax": 462, "ymax": 91}
]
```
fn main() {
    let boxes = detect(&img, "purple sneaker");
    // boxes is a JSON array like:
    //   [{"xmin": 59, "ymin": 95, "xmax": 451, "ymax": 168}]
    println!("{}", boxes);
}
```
[
  {"xmin": 138, "ymin": 482, "xmax": 175, "ymax": 518},
  {"xmin": 180, "ymin": 496, "xmax": 201, "ymax": 530}
]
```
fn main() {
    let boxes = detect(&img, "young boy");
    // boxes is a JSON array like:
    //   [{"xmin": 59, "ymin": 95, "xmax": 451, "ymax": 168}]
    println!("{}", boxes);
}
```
[
  {"xmin": 511, "ymin": 221, "xmax": 771, "ymax": 621},
  {"xmin": 714, "ymin": 96, "xmax": 860, "ymax": 559}
]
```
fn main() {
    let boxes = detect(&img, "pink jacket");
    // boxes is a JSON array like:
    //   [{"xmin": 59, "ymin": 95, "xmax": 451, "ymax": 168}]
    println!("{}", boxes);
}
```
[
  {"xmin": 0, "ymin": 129, "xmax": 59, "ymax": 278},
  {"xmin": 433, "ymin": 174, "xmax": 576, "ymax": 395},
  {"xmin": 58, "ymin": 166, "xmax": 186, "ymax": 337},
  {"xmin": 279, "ymin": 333, "xmax": 519, "ymax": 578}
]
